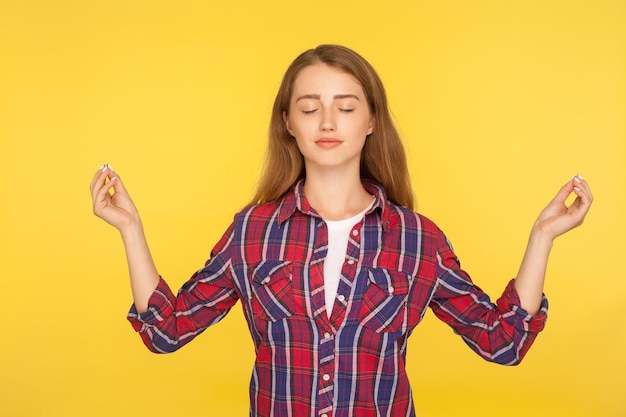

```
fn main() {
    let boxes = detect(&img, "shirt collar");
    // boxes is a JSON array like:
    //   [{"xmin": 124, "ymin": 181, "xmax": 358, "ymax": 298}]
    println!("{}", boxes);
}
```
[{"xmin": 277, "ymin": 179, "xmax": 392, "ymax": 230}]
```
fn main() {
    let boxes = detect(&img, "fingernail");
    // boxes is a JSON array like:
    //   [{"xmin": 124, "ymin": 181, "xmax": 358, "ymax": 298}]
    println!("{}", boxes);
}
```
[
  {"xmin": 99, "ymin": 164, "xmax": 104, "ymax": 171},
  {"xmin": 110, "ymin": 176, "xmax": 117, "ymax": 182},
  {"xmin": 107, "ymin": 164, "xmax": 114, "ymax": 172},
  {"xmin": 574, "ymin": 176, "xmax": 582, "ymax": 183},
  {"xmin": 101, "ymin": 164, "xmax": 107, "ymax": 172},
  {"xmin": 574, "ymin": 187, "xmax": 581, "ymax": 192},
  {"xmin": 577, "ymin": 173, "xmax": 584, "ymax": 180}
]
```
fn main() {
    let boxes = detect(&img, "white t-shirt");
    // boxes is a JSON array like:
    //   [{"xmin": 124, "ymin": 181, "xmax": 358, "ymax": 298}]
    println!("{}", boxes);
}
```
[{"xmin": 323, "ymin": 202, "xmax": 373, "ymax": 318}]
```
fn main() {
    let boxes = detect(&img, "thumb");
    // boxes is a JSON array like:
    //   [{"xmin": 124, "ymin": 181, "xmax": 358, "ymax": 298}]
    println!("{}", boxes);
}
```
[
  {"xmin": 104, "ymin": 165, "xmax": 129, "ymax": 197},
  {"xmin": 551, "ymin": 176, "xmax": 578, "ymax": 205}
]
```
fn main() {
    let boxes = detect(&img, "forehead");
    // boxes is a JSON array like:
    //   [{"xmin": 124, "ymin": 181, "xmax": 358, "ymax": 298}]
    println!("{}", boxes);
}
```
[{"xmin": 291, "ymin": 63, "xmax": 365, "ymax": 97}]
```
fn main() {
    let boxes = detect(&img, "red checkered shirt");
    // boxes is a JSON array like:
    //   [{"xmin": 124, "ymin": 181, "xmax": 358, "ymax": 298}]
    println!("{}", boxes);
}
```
[{"xmin": 128, "ymin": 180, "xmax": 548, "ymax": 417}]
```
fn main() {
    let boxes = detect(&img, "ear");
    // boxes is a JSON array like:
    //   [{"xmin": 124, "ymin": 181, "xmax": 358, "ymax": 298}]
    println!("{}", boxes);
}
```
[
  {"xmin": 282, "ymin": 111, "xmax": 295, "ymax": 137},
  {"xmin": 366, "ymin": 115, "xmax": 375, "ymax": 136}
]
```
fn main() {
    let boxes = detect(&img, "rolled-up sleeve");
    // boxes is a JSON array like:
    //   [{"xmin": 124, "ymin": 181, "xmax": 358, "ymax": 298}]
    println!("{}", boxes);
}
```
[
  {"xmin": 126, "ymin": 222, "xmax": 240, "ymax": 353},
  {"xmin": 128, "ymin": 277, "xmax": 177, "ymax": 331},
  {"xmin": 429, "ymin": 229, "xmax": 548, "ymax": 365}
]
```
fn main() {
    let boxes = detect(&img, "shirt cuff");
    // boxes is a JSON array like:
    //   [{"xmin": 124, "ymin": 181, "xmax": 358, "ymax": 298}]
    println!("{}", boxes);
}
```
[
  {"xmin": 127, "ymin": 277, "xmax": 176, "ymax": 332},
  {"xmin": 497, "ymin": 279, "xmax": 549, "ymax": 333}
]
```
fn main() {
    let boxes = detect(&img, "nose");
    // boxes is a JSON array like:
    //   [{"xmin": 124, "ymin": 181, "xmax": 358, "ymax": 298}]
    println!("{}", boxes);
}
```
[{"xmin": 320, "ymin": 108, "xmax": 336, "ymax": 132}]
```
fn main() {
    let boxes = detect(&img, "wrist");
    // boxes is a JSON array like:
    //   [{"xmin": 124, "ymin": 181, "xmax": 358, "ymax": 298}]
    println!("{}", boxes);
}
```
[
  {"xmin": 528, "ymin": 225, "xmax": 554, "ymax": 252},
  {"xmin": 119, "ymin": 219, "xmax": 145, "ymax": 243}
]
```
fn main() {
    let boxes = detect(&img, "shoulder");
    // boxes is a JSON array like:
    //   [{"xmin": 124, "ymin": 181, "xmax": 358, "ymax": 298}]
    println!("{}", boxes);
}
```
[
  {"xmin": 385, "ymin": 201, "xmax": 442, "ymax": 236},
  {"xmin": 232, "ymin": 200, "xmax": 283, "ymax": 226},
  {"xmin": 211, "ymin": 201, "xmax": 284, "ymax": 256},
  {"xmin": 363, "ymin": 180, "xmax": 442, "ymax": 236}
]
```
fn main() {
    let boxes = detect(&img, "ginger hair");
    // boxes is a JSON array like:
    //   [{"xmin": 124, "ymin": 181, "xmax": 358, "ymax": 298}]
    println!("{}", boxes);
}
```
[{"xmin": 251, "ymin": 44, "xmax": 414, "ymax": 210}]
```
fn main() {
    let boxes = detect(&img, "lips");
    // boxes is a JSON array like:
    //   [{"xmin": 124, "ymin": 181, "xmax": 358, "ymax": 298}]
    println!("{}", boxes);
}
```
[{"xmin": 315, "ymin": 137, "xmax": 342, "ymax": 149}]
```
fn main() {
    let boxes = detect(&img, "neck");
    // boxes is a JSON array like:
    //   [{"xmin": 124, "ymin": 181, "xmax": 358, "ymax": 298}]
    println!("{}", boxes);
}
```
[{"xmin": 303, "ymin": 168, "xmax": 373, "ymax": 221}]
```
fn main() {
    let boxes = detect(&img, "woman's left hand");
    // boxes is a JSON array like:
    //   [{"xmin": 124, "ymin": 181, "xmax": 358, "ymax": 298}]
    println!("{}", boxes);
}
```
[{"xmin": 533, "ymin": 175, "xmax": 593, "ymax": 241}]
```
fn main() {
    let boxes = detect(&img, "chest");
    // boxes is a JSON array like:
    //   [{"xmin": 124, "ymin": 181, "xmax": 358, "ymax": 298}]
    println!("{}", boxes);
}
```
[{"xmin": 234, "ymin": 215, "xmax": 438, "ymax": 343}]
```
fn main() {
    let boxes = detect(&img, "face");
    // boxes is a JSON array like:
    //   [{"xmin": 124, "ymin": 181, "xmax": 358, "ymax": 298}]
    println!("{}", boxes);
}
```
[{"xmin": 283, "ymin": 63, "xmax": 375, "ymax": 174}]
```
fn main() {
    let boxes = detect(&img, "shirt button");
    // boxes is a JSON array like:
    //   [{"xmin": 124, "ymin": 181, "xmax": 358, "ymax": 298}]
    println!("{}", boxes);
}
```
[
  {"xmin": 323, "ymin": 374, "xmax": 331, "ymax": 381},
  {"xmin": 347, "ymin": 259, "xmax": 355, "ymax": 265},
  {"xmin": 351, "ymin": 229, "xmax": 359, "ymax": 237},
  {"xmin": 322, "ymin": 414, "xmax": 328, "ymax": 417},
  {"xmin": 388, "ymin": 286, "xmax": 395, "ymax": 294},
  {"xmin": 324, "ymin": 332, "xmax": 331, "ymax": 339},
  {"xmin": 337, "ymin": 294, "xmax": 345, "ymax": 303},
  {"xmin": 261, "ymin": 277, "xmax": 270, "ymax": 284}
]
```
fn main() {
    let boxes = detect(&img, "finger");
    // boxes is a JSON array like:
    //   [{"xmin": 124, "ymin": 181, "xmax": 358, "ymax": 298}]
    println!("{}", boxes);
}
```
[
  {"xmin": 107, "ymin": 170, "xmax": 129, "ymax": 197},
  {"xmin": 566, "ymin": 189, "xmax": 593, "ymax": 229},
  {"xmin": 94, "ymin": 175, "xmax": 115, "ymax": 204},
  {"xmin": 92, "ymin": 165, "xmax": 118, "ymax": 202},
  {"xmin": 90, "ymin": 164, "xmax": 110, "ymax": 199},
  {"xmin": 572, "ymin": 184, "xmax": 593, "ymax": 213},
  {"xmin": 573, "ymin": 174, "xmax": 593, "ymax": 202},
  {"xmin": 552, "ymin": 178, "xmax": 576, "ymax": 204}
]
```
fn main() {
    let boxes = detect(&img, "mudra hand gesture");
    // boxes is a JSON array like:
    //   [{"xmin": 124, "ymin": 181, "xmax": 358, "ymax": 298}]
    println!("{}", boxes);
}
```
[
  {"xmin": 533, "ymin": 175, "xmax": 593, "ymax": 241},
  {"xmin": 90, "ymin": 164, "xmax": 141, "ymax": 232}
]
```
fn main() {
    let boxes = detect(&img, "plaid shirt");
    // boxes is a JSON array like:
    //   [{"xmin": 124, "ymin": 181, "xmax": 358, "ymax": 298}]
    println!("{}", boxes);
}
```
[{"xmin": 128, "ymin": 180, "xmax": 548, "ymax": 417}]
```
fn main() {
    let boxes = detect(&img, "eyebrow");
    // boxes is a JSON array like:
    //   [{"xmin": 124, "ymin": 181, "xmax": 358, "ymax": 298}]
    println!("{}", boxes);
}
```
[{"xmin": 295, "ymin": 94, "xmax": 361, "ymax": 102}]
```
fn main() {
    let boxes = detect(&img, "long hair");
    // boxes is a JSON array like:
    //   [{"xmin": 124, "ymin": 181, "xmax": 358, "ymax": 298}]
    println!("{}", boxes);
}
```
[{"xmin": 251, "ymin": 44, "xmax": 414, "ymax": 210}]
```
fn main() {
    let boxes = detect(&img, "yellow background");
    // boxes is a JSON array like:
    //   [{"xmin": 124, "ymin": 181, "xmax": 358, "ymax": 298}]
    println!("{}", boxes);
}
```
[{"xmin": 1, "ymin": 1, "xmax": 624, "ymax": 416}]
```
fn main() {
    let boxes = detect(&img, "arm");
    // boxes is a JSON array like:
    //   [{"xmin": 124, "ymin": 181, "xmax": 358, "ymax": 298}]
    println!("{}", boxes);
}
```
[
  {"xmin": 515, "ymin": 175, "xmax": 593, "ymax": 315},
  {"xmin": 91, "ymin": 164, "xmax": 241, "ymax": 353},
  {"xmin": 428, "ymin": 176, "xmax": 592, "ymax": 364},
  {"xmin": 89, "ymin": 164, "xmax": 159, "ymax": 312}
]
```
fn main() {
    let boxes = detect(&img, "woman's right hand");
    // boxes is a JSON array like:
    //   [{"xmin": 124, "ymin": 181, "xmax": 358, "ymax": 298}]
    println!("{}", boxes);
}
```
[
  {"xmin": 90, "ymin": 164, "xmax": 161, "ymax": 311},
  {"xmin": 89, "ymin": 164, "xmax": 140, "ymax": 232}
]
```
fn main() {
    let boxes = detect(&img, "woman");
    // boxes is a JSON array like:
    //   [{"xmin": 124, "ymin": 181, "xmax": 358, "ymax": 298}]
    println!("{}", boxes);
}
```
[{"xmin": 90, "ymin": 45, "xmax": 592, "ymax": 417}]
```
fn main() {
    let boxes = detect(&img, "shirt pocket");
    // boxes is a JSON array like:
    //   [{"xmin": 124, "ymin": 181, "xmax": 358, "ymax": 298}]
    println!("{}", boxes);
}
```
[
  {"xmin": 250, "ymin": 260, "xmax": 295, "ymax": 322},
  {"xmin": 358, "ymin": 268, "xmax": 412, "ymax": 333}
]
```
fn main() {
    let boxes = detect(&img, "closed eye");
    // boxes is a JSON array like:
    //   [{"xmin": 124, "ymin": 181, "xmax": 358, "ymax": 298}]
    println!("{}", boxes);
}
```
[
  {"xmin": 339, "ymin": 108, "xmax": 355, "ymax": 113},
  {"xmin": 302, "ymin": 109, "xmax": 318, "ymax": 115}
]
